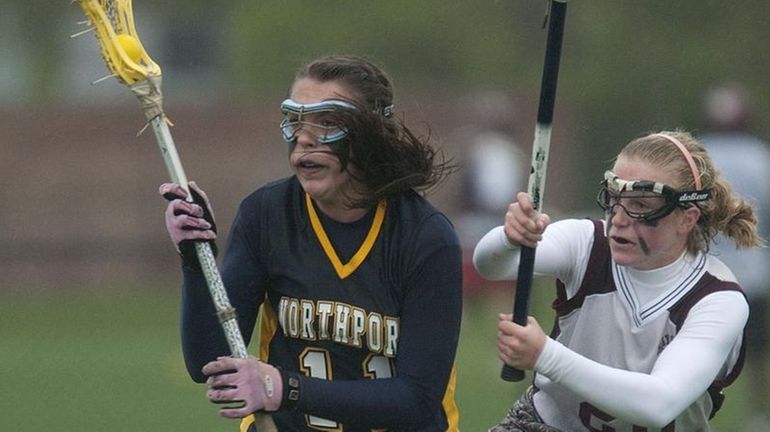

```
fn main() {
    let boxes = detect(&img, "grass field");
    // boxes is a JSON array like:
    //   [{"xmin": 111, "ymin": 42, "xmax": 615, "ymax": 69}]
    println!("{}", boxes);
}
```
[{"xmin": 0, "ymin": 284, "xmax": 754, "ymax": 431}]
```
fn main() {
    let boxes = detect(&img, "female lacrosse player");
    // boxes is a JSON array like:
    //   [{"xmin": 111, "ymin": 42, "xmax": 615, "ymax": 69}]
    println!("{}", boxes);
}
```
[
  {"xmin": 473, "ymin": 131, "xmax": 761, "ymax": 431},
  {"xmin": 160, "ymin": 54, "xmax": 462, "ymax": 431}
]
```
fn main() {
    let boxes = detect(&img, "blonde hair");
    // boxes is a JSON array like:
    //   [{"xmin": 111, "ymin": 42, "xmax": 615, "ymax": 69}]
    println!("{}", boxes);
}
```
[{"xmin": 618, "ymin": 130, "xmax": 763, "ymax": 253}]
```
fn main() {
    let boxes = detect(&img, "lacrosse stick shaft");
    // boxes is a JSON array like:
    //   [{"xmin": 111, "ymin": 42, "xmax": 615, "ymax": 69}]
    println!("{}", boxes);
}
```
[
  {"xmin": 155, "ymin": 117, "xmax": 278, "ymax": 431},
  {"xmin": 76, "ymin": 2, "xmax": 276, "ymax": 429},
  {"xmin": 501, "ymin": 0, "xmax": 567, "ymax": 382},
  {"xmin": 149, "ymin": 90, "xmax": 277, "ymax": 432},
  {"xmin": 150, "ymin": 116, "xmax": 249, "ymax": 359},
  {"xmin": 154, "ymin": 118, "xmax": 276, "ymax": 431}
]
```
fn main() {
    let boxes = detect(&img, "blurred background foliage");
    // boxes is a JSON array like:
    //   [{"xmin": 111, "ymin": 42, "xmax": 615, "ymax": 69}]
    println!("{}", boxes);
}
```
[{"xmin": 4, "ymin": 0, "xmax": 768, "ymax": 206}]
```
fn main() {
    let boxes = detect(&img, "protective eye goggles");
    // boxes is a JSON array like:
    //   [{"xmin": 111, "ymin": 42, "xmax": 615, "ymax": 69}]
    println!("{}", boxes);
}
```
[
  {"xmin": 596, "ymin": 170, "xmax": 710, "ymax": 223},
  {"xmin": 279, "ymin": 99, "xmax": 356, "ymax": 144}
]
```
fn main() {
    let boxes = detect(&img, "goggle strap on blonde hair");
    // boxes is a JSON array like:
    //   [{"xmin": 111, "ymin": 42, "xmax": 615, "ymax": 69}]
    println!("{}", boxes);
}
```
[{"xmin": 651, "ymin": 133, "xmax": 702, "ymax": 190}]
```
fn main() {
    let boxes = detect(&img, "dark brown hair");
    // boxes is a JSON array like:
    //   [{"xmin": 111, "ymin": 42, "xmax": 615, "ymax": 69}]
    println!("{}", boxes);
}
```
[{"xmin": 293, "ymin": 54, "xmax": 456, "ymax": 208}]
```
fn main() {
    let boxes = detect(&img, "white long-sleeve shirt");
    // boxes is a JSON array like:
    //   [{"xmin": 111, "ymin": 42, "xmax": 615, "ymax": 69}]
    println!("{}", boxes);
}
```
[{"xmin": 474, "ymin": 219, "xmax": 748, "ymax": 431}]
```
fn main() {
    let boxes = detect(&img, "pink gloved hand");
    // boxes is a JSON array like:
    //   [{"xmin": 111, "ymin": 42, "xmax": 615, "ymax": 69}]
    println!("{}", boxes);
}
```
[
  {"xmin": 203, "ymin": 356, "xmax": 284, "ymax": 418},
  {"xmin": 159, "ymin": 181, "xmax": 217, "ymax": 255}
]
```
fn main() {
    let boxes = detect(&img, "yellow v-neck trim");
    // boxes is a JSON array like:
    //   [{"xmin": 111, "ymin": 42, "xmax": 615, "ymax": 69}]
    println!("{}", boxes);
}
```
[{"xmin": 305, "ymin": 193, "xmax": 386, "ymax": 279}]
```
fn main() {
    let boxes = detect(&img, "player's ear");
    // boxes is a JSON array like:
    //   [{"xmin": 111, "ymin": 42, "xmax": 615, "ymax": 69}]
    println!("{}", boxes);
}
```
[{"xmin": 678, "ymin": 206, "xmax": 701, "ymax": 234}]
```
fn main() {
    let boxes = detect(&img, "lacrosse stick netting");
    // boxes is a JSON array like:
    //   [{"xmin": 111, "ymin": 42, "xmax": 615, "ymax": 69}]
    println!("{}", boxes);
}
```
[{"xmin": 76, "ymin": 2, "xmax": 278, "ymax": 429}]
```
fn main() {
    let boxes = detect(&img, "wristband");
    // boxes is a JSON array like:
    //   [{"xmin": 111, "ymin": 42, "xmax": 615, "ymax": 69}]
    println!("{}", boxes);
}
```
[{"xmin": 279, "ymin": 369, "xmax": 302, "ymax": 411}]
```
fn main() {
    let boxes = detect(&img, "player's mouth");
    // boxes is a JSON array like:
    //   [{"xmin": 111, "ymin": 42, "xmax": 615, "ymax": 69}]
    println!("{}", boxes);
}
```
[
  {"xmin": 610, "ymin": 235, "xmax": 635, "ymax": 248},
  {"xmin": 293, "ymin": 152, "xmax": 330, "ymax": 172},
  {"xmin": 298, "ymin": 160, "xmax": 325, "ymax": 170}
]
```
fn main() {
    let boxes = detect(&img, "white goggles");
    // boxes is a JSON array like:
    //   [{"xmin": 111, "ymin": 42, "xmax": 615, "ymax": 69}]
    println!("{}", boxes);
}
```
[
  {"xmin": 597, "ymin": 170, "xmax": 710, "ymax": 223},
  {"xmin": 279, "ymin": 99, "xmax": 356, "ymax": 144}
]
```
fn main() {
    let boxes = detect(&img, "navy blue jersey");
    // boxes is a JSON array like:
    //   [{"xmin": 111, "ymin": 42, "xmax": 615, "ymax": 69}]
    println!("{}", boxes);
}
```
[{"xmin": 180, "ymin": 176, "xmax": 462, "ymax": 431}]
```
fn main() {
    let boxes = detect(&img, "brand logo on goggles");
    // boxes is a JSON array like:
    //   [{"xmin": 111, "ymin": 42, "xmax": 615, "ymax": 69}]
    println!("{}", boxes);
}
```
[{"xmin": 678, "ymin": 192, "xmax": 709, "ymax": 202}]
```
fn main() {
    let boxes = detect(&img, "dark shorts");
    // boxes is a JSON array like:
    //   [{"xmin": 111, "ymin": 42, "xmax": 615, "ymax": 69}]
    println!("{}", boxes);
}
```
[{"xmin": 488, "ymin": 387, "xmax": 563, "ymax": 432}]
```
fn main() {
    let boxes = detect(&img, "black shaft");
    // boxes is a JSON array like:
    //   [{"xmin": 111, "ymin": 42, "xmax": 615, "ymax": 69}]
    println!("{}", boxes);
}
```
[
  {"xmin": 501, "ymin": 0, "xmax": 568, "ymax": 383},
  {"xmin": 536, "ymin": 2, "xmax": 567, "ymax": 126}
]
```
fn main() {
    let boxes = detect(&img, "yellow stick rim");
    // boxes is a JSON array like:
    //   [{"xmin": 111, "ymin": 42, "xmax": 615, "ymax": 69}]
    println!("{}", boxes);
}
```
[{"xmin": 78, "ymin": 0, "xmax": 161, "ymax": 85}]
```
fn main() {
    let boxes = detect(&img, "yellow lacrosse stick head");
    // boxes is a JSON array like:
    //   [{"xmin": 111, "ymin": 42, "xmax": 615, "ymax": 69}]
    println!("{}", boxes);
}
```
[{"xmin": 78, "ymin": 0, "xmax": 161, "ymax": 85}]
